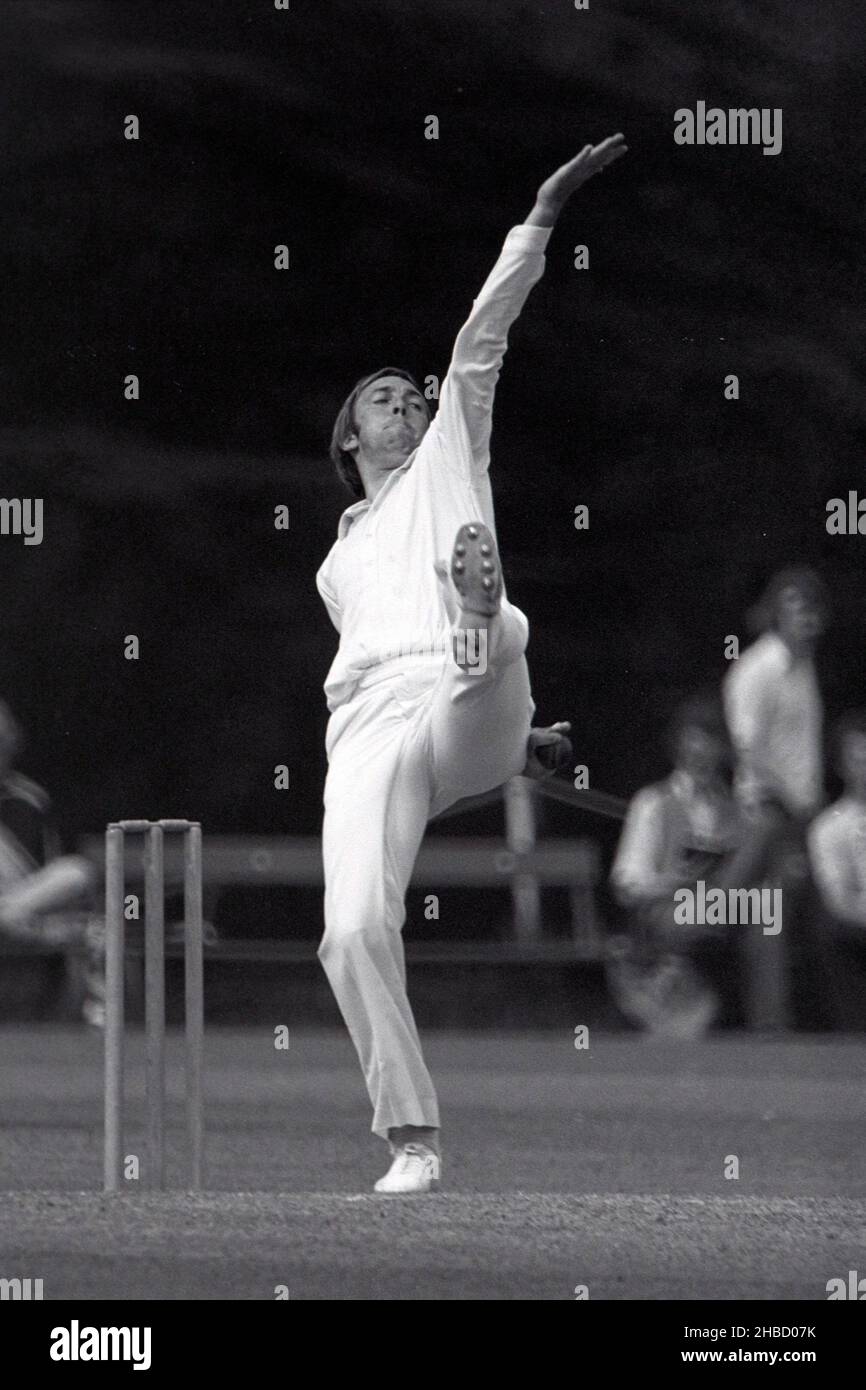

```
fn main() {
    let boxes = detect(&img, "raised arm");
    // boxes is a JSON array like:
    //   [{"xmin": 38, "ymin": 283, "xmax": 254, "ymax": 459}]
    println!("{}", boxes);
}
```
[{"xmin": 435, "ymin": 134, "xmax": 627, "ymax": 479}]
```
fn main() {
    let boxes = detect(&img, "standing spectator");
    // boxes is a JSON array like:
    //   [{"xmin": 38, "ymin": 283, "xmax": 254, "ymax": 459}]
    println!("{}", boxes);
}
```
[
  {"xmin": 722, "ymin": 567, "xmax": 828, "ymax": 1028},
  {"xmin": 723, "ymin": 567, "xmax": 826, "ymax": 820}
]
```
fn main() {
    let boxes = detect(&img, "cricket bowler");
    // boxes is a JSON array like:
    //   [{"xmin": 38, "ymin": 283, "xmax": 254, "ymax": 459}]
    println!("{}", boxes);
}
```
[{"xmin": 316, "ymin": 135, "xmax": 627, "ymax": 1193}]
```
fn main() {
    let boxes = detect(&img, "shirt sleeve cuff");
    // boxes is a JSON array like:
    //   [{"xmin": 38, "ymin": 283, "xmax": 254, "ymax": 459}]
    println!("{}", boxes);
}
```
[{"xmin": 506, "ymin": 224, "xmax": 553, "ymax": 252}]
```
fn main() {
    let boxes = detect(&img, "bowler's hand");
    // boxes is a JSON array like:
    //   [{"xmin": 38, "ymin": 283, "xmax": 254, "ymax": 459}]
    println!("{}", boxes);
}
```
[
  {"xmin": 527, "ymin": 134, "xmax": 627, "ymax": 226},
  {"xmin": 524, "ymin": 721, "xmax": 573, "ymax": 779}
]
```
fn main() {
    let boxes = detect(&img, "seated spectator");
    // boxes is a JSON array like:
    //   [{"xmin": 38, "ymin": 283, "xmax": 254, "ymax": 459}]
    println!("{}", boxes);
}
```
[
  {"xmin": 607, "ymin": 694, "xmax": 765, "ymax": 1037},
  {"xmin": 807, "ymin": 711, "xmax": 866, "ymax": 1028},
  {"xmin": 0, "ymin": 702, "xmax": 103, "ymax": 1025}
]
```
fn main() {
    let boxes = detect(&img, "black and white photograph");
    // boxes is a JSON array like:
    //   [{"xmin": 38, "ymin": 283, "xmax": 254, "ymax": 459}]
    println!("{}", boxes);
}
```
[{"xmin": 2, "ymin": 0, "xmax": 865, "ymax": 1336}]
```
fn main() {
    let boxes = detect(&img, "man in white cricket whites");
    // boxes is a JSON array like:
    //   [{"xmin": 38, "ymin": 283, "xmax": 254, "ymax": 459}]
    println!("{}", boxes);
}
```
[{"xmin": 316, "ymin": 134, "xmax": 627, "ymax": 1193}]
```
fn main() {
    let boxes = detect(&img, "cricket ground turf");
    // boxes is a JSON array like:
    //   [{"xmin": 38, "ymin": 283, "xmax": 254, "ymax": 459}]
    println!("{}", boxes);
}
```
[{"xmin": 1, "ymin": 1027, "xmax": 864, "ymax": 1300}]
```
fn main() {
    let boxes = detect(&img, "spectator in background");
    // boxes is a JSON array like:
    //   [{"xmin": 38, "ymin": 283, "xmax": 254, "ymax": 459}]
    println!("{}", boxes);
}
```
[
  {"xmin": 608, "ymin": 694, "xmax": 758, "ymax": 1037},
  {"xmin": 722, "ymin": 567, "xmax": 828, "ymax": 1028},
  {"xmin": 807, "ymin": 711, "xmax": 866, "ymax": 1028},
  {"xmin": 723, "ymin": 566, "xmax": 827, "ymax": 822},
  {"xmin": 0, "ymin": 702, "xmax": 103, "ymax": 1026}
]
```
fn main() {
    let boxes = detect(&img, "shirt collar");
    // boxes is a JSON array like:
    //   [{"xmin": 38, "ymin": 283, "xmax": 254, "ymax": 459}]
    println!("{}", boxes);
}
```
[
  {"xmin": 337, "ymin": 499, "xmax": 369, "ymax": 540},
  {"xmin": 336, "ymin": 451, "xmax": 417, "ymax": 539}
]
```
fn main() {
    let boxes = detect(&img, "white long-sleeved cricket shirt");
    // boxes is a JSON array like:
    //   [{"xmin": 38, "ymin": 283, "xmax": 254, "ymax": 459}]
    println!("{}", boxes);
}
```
[{"xmin": 316, "ymin": 224, "xmax": 551, "ymax": 712}]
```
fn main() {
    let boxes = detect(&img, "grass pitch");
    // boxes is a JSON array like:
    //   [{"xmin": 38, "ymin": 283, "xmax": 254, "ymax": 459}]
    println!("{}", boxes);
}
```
[{"xmin": 1, "ymin": 1027, "xmax": 864, "ymax": 1299}]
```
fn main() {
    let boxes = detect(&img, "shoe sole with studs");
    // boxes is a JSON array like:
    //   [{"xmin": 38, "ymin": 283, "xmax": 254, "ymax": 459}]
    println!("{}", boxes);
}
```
[{"xmin": 450, "ymin": 522, "xmax": 502, "ymax": 617}]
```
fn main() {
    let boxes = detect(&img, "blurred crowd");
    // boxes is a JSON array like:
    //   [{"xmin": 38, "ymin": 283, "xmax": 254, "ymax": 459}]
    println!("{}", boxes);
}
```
[
  {"xmin": 1, "ymin": 566, "xmax": 864, "ymax": 1036},
  {"xmin": 607, "ymin": 567, "xmax": 866, "ymax": 1036}
]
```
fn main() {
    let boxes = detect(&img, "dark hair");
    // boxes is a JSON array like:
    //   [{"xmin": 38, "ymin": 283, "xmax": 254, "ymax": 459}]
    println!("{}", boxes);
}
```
[
  {"xmin": 832, "ymin": 709, "xmax": 866, "ymax": 772},
  {"xmin": 666, "ymin": 692, "xmax": 732, "ymax": 765},
  {"xmin": 747, "ymin": 565, "xmax": 829, "ymax": 635},
  {"xmin": 328, "ymin": 367, "xmax": 429, "ymax": 500}
]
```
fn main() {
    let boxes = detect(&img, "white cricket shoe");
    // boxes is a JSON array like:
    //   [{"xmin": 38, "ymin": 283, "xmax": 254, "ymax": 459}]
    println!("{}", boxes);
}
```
[{"xmin": 374, "ymin": 1143, "xmax": 441, "ymax": 1195}]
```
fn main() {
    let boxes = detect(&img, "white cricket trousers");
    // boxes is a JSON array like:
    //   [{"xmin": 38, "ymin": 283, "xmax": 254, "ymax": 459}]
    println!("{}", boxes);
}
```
[{"xmin": 319, "ymin": 601, "xmax": 534, "ymax": 1138}]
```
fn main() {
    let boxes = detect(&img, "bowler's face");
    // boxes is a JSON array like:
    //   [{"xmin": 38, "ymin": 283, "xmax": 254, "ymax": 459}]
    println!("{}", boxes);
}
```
[{"xmin": 351, "ymin": 376, "xmax": 430, "ymax": 467}]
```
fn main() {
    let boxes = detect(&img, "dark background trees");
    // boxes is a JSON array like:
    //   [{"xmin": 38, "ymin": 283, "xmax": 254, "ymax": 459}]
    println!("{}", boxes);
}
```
[{"xmin": 3, "ymin": 0, "xmax": 863, "ymax": 845}]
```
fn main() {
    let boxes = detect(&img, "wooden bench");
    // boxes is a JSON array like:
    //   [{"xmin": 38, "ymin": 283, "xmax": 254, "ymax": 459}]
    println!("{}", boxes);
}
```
[{"xmin": 75, "ymin": 831, "xmax": 604, "ymax": 961}]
